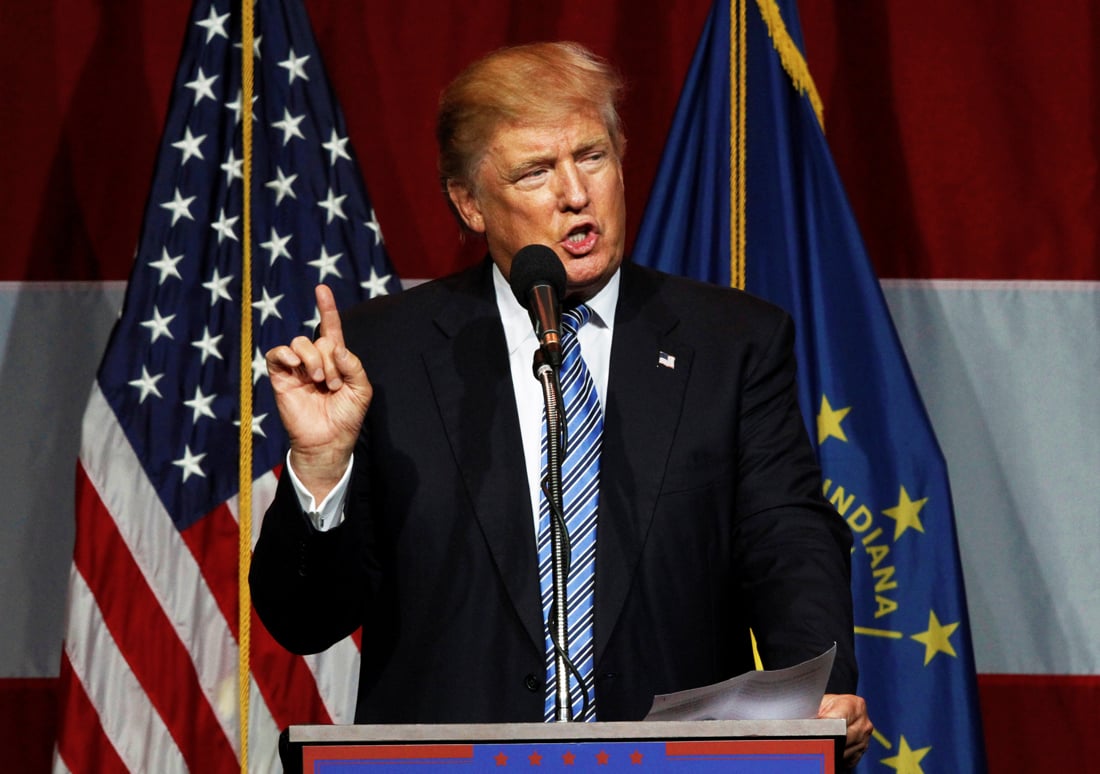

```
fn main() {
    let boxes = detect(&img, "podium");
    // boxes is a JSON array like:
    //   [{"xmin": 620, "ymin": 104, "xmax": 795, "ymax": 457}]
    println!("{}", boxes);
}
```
[{"xmin": 281, "ymin": 719, "xmax": 846, "ymax": 772}]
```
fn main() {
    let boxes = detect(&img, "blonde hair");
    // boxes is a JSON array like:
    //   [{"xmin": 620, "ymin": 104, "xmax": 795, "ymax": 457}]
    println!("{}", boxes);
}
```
[{"xmin": 437, "ymin": 41, "xmax": 626, "ymax": 195}]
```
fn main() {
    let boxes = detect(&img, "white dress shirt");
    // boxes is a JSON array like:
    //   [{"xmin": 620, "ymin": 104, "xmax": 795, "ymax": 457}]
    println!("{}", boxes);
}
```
[{"xmin": 493, "ymin": 263, "xmax": 619, "ymax": 529}]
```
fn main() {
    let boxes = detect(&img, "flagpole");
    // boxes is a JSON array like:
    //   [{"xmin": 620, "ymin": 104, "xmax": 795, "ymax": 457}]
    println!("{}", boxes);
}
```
[
  {"xmin": 238, "ymin": 0, "xmax": 256, "ymax": 771},
  {"xmin": 734, "ymin": 0, "xmax": 765, "ymax": 674},
  {"xmin": 730, "ymin": 0, "xmax": 746, "ymax": 291}
]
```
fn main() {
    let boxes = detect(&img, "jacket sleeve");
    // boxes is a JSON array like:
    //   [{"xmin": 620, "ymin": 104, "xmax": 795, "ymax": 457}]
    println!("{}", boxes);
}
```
[
  {"xmin": 249, "ymin": 438, "xmax": 379, "ymax": 655},
  {"xmin": 731, "ymin": 312, "xmax": 858, "ymax": 694}
]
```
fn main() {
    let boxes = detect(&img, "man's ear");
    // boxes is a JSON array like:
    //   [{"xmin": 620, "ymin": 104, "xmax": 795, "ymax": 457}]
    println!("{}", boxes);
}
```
[{"xmin": 446, "ymin": 180, "xmax": 486, "ymax": 234}]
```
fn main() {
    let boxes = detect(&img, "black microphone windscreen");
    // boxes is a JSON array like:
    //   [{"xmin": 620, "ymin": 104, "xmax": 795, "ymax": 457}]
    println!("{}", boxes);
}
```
[{"xmin": 509, "ymin": 245, "xmax": 566, "ymax": 309}]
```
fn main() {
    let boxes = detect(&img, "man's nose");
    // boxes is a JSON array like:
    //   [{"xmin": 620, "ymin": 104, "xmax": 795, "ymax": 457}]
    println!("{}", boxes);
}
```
[{"xmin": 557, "ymin": 163, "xmax": 590, "ymax": 211}]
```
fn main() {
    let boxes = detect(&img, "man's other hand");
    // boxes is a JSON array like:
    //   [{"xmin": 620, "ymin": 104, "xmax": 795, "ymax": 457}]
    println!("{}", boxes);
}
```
[{"xmin": 818, "ymin": 693, "xmax": 872, "ymax": 769}]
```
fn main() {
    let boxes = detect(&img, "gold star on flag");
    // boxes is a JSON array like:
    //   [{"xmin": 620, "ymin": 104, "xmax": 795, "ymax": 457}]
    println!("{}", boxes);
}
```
[
  {"xmin": 881, "ymin": 735, "xmax": 931, "ymax": 773},
  {"xmin": 817, "ymin": 394, "xmax": 851, "ymax": 445},
  {"xmin": 882, "ymin": 485, "xmax": 927, "ymax": 540},
  {"xmin": 911, "ymin": 609, "xmax": 960, "ymax": 666}
]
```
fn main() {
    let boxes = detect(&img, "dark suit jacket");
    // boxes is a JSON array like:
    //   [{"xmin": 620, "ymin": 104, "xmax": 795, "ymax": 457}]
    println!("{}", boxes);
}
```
[{"xmin": 250, "ymin": 258, "xmax": 856, "ymax": 724}]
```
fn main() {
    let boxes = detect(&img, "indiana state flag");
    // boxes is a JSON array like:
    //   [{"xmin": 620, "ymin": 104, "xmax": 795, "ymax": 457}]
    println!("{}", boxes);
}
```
[{"xmin": 634, "ymin": 1, "xmax": 987, "ymax": 771}]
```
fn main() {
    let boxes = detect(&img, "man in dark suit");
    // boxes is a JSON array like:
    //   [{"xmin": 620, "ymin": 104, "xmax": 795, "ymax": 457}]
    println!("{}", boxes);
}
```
[{"xmin": 250, "ymin": 41, "xmax": 871, "ymax": 766}]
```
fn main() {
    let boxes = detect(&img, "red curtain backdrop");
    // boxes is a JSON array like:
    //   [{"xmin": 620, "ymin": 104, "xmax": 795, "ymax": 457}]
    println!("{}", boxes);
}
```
[
  {"xmin": 0, "ymin": 0, "xmax": 711, "ymax": 282},
  {"xmin": 801, "ymin": 4, "xmax": 1099, "ymax": 282}
]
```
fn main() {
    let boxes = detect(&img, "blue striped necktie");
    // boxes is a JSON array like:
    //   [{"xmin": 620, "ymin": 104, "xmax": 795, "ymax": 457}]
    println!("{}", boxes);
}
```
[{"xmin": 537, "ymin": 304, "xmax": 602, "ymax": 721}]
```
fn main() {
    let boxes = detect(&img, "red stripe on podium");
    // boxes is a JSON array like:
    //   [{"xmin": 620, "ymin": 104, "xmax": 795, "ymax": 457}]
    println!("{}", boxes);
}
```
[
  {"xmin": 668, "ymin": 738, "xmax": 834, "ymax": 772},
  {"xmin": 303, "ymin": 743, "xmax": 475, "ymax": 768}
]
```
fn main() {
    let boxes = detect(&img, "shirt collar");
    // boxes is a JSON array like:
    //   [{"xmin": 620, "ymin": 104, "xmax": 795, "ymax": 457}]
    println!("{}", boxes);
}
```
[
  {"xmin": 580, "ymin": 269, "xmax": 619, "ymax": 332},
  {"xmin": 492, "ymin": 262, "xmax": 620, "ymax": 356}
]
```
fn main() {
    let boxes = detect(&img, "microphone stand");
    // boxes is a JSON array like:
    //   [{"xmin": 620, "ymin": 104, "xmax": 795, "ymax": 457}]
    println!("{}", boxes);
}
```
[{"xmin": 533, "ymin": 349, "xmax": 573, "ymax": 722}]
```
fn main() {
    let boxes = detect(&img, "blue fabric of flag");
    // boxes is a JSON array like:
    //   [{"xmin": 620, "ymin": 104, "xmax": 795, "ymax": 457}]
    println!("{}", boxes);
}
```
[{"xmin": 634, "ymin": 1, "xmax": 987, "ymax": 770}]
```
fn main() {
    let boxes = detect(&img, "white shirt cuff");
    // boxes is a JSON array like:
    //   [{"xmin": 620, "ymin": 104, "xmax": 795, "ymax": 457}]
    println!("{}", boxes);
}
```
[{"xmin": 284, "ymin": 452, "xmax": 353, "ymax": 532}]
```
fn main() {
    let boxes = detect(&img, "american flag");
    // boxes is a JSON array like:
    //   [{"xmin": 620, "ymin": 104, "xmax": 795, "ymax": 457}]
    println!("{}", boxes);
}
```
[{"xmin": 53, "ymin": 0, "xmax": 398, "ymax": 770}]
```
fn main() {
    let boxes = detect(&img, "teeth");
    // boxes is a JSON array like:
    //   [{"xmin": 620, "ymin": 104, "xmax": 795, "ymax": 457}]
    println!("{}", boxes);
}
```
[{"xmin": 568, "ymin": 230, "xmax": 589, "ymax": 243}]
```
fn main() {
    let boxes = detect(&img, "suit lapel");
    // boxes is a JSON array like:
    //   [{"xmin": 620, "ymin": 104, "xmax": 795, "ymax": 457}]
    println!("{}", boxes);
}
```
[
  {"xmin": 595, "ymin": 263, "xmax": 694, "ymax": 663},
  {"xmin": 421, "ymin": 262, "xmax": 545, "ymax": 653}
]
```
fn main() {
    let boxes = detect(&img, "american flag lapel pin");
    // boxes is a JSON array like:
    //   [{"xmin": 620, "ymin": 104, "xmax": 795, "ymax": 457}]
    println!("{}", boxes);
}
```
[{"xmin": 658, "ymin": 350, "xmax": 676, "ymax": 369}]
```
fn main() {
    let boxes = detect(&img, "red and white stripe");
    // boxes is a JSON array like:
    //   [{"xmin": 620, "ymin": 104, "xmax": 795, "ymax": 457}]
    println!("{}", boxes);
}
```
[{"xmin": 54, "ymin": 384, "xmax": 357, "ymax": 772}]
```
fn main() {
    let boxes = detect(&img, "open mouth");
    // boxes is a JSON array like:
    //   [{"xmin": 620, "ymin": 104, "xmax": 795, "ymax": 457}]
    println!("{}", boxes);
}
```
[{"xmin": 562, "ymin": 224, "xmax": 598, "ymax": 255}]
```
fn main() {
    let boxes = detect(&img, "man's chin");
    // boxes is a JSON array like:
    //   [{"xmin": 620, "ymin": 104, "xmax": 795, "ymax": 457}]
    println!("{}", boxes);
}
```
[{"xmin": 565, "ymin": 268, "xmax": 616, "ymax": 301}]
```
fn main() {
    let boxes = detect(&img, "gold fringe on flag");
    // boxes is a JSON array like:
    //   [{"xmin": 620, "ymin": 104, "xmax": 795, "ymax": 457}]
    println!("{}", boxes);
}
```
[
  {"xmin": 732, "ymin": 0, "xmax": 825, "ymax": 296},
  {"xmin": 754, "ymin": 0, "xmax": 824, "ymax": 129}
]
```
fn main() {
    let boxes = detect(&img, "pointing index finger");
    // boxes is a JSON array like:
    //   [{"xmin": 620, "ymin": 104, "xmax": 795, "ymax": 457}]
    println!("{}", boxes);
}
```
[{"xmin": 314, "ymin": 284, "xmax": 345, "ymax": 348}]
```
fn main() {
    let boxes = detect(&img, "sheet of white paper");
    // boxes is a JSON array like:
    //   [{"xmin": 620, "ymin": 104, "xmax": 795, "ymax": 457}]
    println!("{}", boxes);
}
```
[{"xmin": 643, "ymin": 644, "xmax": 836, "ymax": 721}]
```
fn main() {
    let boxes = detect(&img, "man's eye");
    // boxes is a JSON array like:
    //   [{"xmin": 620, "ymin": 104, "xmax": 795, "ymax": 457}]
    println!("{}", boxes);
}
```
[{"xmin": 514, "ymin": 168, "xmax": 547, "ymax": 186}]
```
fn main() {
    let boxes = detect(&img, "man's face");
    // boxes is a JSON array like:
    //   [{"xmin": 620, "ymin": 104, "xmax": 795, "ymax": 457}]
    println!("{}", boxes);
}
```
[{"xmin": 449, "ymin": 110, "xmax": 626, "ymax": 301}]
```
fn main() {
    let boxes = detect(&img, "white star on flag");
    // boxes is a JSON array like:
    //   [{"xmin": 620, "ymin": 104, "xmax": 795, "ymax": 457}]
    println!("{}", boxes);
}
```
[
  {"xmin": 301, "ymin": 306, "xmax": 322, "ymax": 333},
  {"xmin": 184, "ymin": 66, "xmax": 219, "ymax": 105},
  {"xmin": 195, "ymin": 6, "xmax": 230, "ymax": 42},
  {"xmin": 127, "ymin": 366, "xmax": 164, "ymax": 403},
  {"xmin": 260, "ymin": 227, "xmax": 293, "ymax": 264},
  {"xmin": 322, "ymin": 129, "xmax": 351, "ymax": 165},
  {"xmin": 202, "ymin": 267, "xmax": 234, "ymax": 305},
  {"xmin": 160, "ymin": 187, "xmax": 196, "ymax": 225},
  {"xmin": 171, "ymin": 444, "xmax": 206, "ymax": 482},
  {"xmin": 278, "ymin": 47, "xmax": 310, "ymax": 83},
  {"xmin": 221, "ymin": 148, "xmax": 244, "ymax": 183},
  {"xmin": 226, "ymin": 89, "xmax": 258, "ymax": 124},
  {"xmin": 251, "ymin": 347, "xmax": 269, "ymax": 385},
  {"xmin": 182, "ymin": 386, "xmax": 217, "ymax": 423},
  {"xmin": 191, "ymin": 326, "xmax": 225, "ymax": 364},
  {"xmin": 317, "ymin": 187, "xmax": 348, "ymax": 223},
  {"xmin": 308, "ymin": 247, "xmax": 343, "ymax": 282},
  {"xmin": 252, "ymin": 287, "xmax": 285, "ymax": 324},
  {"xmin": 365, "ymin": 208, "xmax": 384, "ymax": 244},
  {"xmin": 234, "ymin": 412, "xmax": 269, "ymax": 438},
  {"xmin": 139, "ymin": 307, "xmax": 175, "ymax": 343},
  {"xmin": 265, "ymin": 166, "xmax": 298, "ymax": 204},
  {"xmin": 148, "ymin": 248, "xmax": 184, "ymax": 284},
  {"xmin": 172, "ymin": 127, "xmax": 207, "ymax": 164},
  {"xmin": 210, "ymin": 208, "xmax": 240, "ymax": 243},
  {"xmin": 234, "ymin": 34, "xmax": 263, "ymax": 59},
  {"xmin": 360, "ymin": 265, "xmax": 392, "ymax": 298},
  {"xmin": 272, "ymin": 107, "xmax": 306, "ymax": 145}
]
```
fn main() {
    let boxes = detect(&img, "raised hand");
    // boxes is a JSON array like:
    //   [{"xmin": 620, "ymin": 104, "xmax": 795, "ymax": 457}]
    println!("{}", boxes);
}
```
[{"xmin": 265, "ymin": 284, "xmax": 373, "ymax": 500}]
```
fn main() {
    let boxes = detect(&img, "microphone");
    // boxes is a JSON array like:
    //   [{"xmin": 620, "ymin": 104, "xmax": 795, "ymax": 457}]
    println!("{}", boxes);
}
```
[{"xmin": 509, "ymin": 244, "xmax": 567, "ymax": 368}]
